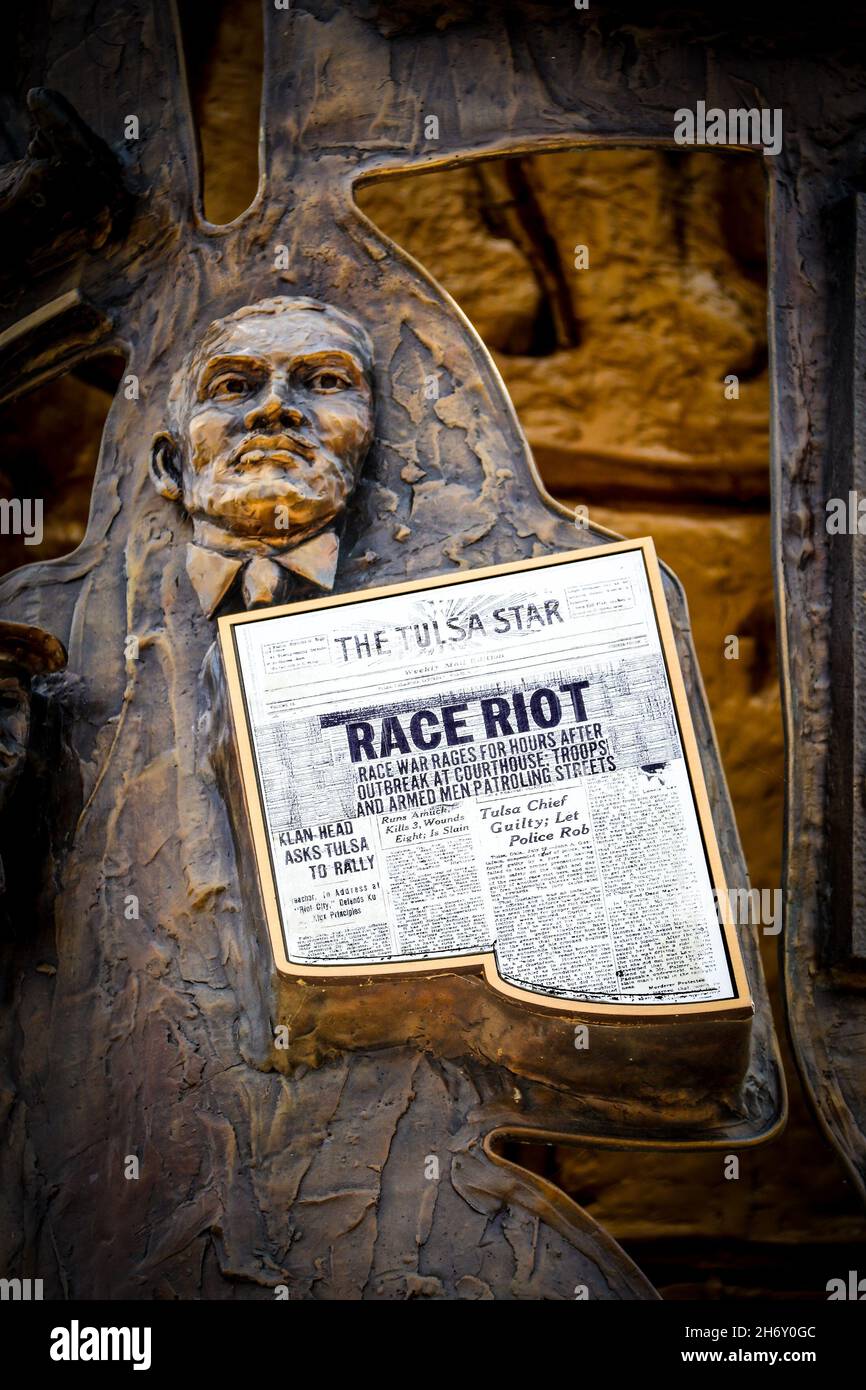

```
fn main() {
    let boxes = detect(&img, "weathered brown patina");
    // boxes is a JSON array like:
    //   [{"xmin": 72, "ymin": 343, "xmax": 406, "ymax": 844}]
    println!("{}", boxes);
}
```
[{"xmin": 3, "ymin": 0, "xmax": 861, "ymax": 1298}]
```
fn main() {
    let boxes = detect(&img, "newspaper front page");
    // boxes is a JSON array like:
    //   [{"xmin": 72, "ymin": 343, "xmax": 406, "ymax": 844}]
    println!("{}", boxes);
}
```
[{"xmin": 226, "ymin": 545, "xmax": 735, "ymax": 1006}]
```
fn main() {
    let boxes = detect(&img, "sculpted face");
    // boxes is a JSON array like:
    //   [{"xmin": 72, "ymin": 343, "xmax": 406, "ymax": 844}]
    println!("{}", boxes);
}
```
[
  {"xmin": 153, "ymin": 301, "xmax": 374, "ymax": 550},
  {"xmin": 0, "ymin": 673, "xmax": 30, "ymax": 808},
  {"xmin": 0, "ymin": 625, "xmax": 65, "ymax": 821}
]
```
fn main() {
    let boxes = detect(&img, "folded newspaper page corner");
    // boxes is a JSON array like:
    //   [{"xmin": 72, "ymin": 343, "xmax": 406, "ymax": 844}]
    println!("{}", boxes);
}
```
[{"xmin": 218, "ymin": 538, "xmax": 752, "ymax": 1019}]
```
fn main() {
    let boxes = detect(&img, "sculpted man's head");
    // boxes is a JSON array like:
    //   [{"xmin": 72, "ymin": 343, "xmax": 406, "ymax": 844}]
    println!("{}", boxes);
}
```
[
  {"xmin": 150, "ymin": 296, "xmax": 375, "ymax": 553},
  {"xmin": 0, "ymin": 621, "xmax": 66, "ymax": 819}
]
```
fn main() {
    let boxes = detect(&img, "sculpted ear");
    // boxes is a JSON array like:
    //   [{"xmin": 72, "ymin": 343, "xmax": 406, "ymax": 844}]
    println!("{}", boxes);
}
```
[{"xmin": 149, "ymin": 431, "xmax": 183, "ymax": 502}]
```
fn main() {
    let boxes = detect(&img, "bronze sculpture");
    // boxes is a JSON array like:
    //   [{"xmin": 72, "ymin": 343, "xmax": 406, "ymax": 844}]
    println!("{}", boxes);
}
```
[
  {"xmin": 150, "ymin": 297, "xmax": 375, "ymax": 615},
  {"xmin": 0, "ymin": 621, "xmax": 66, "ymax": 894},
  {"xmin": 14, "ymin": 0, "xmax": 864, "ymax": 1300}
]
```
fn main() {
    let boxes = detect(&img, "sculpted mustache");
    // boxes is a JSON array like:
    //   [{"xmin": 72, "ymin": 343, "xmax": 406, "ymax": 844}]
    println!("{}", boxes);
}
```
[{"xmin": 231, "ymin": 433, "xmax": 318, "ymax": 463}]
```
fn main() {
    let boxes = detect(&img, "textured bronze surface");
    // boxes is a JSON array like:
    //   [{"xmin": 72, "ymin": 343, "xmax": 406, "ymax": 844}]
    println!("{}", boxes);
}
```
[
  {"xmin": 0, "ymin": 86, "xmax": 130, "ymax": 298},
  {"xmin": 0, "ymin": 620, "xmax": 67, "ymax": 897},
  {"xmin": 7, "ymin": 0, "xmax": 863, "ymax": 1297}
]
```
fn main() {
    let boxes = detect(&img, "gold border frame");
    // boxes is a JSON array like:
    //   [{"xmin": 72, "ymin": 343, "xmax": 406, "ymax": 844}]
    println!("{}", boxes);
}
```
[{"xmin": 218, "ymin": 536, "xmax": 752, "ymax": 1020}]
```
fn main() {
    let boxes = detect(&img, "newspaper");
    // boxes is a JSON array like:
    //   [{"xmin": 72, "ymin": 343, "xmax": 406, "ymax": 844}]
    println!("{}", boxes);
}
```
[{"xmin": 226, "ymin": 546, "xmax": 735, "ymax": 1006}]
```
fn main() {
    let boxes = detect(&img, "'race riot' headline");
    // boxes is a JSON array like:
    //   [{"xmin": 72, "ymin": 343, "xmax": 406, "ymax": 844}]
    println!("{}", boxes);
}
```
[{"xmin": 345, "ymin": 682, "xmax": 594, "ymax": 761}]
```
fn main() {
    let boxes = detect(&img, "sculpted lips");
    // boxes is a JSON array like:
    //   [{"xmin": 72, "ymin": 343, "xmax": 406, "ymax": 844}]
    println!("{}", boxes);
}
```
[{"xmin": 231, "ymin": 432, "xmax": 318, "ymax": 468}]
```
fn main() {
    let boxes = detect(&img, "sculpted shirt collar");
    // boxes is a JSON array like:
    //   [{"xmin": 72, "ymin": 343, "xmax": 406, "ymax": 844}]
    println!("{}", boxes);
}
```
[{"xmin": 185, "ymin": 528, "xmax": 340, "ymax": 617}]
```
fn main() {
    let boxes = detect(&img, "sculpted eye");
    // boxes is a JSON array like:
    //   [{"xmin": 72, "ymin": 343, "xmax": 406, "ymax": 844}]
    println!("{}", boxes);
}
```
[
  {"xmin": 210, "ymin": 374, "xmax": 250, "ymax": 399},
  {"xmin": 309, "ymin": 369, "xmax": 351, "ymax": 393}
]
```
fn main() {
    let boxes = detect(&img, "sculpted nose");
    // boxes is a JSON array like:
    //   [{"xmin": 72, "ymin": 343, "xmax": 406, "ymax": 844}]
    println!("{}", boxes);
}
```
[{"xmin": 244, "ymin": 387, "xmax": 308, "ymax": 431}]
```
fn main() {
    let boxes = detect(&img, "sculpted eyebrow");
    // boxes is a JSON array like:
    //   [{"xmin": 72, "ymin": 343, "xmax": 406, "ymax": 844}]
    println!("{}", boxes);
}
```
[
  {"xmin": 198, "ymin": 355, "xmax": 267, "ymax": 393},
  {"xmin": 293, "ymin": 349, "xmax": 363, "ymax": 379}
]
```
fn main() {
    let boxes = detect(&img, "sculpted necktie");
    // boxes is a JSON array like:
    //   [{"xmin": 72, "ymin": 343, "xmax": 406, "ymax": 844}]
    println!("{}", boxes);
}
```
[{"xmin": 185, "ymin": 528, "xmax": 339, "ymax": 617}]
